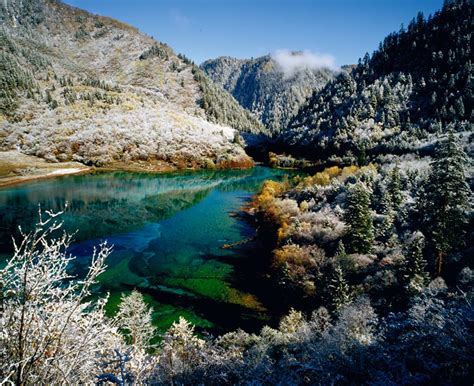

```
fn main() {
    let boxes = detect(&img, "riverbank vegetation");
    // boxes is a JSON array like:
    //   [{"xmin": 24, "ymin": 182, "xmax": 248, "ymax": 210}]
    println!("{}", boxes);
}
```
[
  {"xmin": 1, "ymin": 128, "xmax": 472, "ymax": 383},
  {"xmin": 250, "ymin": 133, "xmax": 471, "ymax": 312},
  {"xmin": 0, "ymin": 216, "xmax": 471, "ymax": 385}
]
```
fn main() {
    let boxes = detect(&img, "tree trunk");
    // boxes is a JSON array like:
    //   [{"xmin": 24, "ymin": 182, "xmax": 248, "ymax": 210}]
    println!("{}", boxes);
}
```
[{"xmin": 435, "ymin": 250, "xmax": 443, "ymax": 276}]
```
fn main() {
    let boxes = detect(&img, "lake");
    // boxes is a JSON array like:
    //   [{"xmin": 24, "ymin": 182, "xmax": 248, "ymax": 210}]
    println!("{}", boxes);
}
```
[{"xmin": 0, "ymin": 166, "xmax": 296, "ymax": 334}]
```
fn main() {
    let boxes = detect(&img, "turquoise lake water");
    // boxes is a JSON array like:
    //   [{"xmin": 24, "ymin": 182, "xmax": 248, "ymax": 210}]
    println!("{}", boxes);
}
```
[{"xmin": 0, "ymin": 167, "xmax": 295, "ymax": 333}]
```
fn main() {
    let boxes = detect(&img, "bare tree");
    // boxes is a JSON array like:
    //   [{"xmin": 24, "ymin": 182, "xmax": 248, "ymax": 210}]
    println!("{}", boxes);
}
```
[{"xmin": 0, "ymin": 208, "xmax": 120, "ymax": 384}]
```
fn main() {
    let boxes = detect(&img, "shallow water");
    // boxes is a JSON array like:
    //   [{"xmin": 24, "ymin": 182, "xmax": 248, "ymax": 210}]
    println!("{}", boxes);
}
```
[{"xmin": 0, "ymin": 167, "xmax": 296, "ymax": 334}]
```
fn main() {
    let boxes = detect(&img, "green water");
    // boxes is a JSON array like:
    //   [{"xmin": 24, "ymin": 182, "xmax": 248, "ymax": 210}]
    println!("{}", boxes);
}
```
[{"xmin": 0, "ymin": 167, "xmax": 295, "ymax": 334}]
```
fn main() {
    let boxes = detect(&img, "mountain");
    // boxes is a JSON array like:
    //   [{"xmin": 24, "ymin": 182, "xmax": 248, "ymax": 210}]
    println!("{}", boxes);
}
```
[
  {"xmin": 0, "ymin": 0, "xmax": 265, "ymax": 169},
  {"xmin": 280, "ymin": 0, "xmax": 472, "ymax": 163},
  {"xmin": 201, "ymin": 54, "xmax": 334, "ymax": 133}
]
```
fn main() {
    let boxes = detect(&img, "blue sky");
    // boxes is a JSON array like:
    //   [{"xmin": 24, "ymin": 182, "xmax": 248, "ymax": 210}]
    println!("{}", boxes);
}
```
[{"xmin": 64, "ymin": 0, "xmax": 443, "ymax": 66}]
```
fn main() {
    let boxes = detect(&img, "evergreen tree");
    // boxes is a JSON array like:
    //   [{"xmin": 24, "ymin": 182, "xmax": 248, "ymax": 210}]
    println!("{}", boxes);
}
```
[
  {"xmin": 402, "ymin": 232, "xmax": 430, "ymax": 294},
  {"xmin": 387, "ymin": 166, "xmax": 402, "ymax": 211},
  {"xmin": 45, "ymin": 89, "xmax": 53, "ymax": 104},
  {"xmin": 344, "ymin": 182, "xmax": 374, "ymax": 253},
  {"xmin": 378, "ymin": 211, "xmax": 395, "ymax": 244},
  {"xmin": 329, "ymin": 264, "xmax": 351, "ymax": 311},
  {"xmin": 335, "ymin": 240, "xmax": 347, "ymax": 259},
  {"xmin": 419, "ymin": 132, "xmax": 471, "ymax": 275},
  {"xmin": 377, "ymin": 190, "xmax": 396, "ymax": 243}
]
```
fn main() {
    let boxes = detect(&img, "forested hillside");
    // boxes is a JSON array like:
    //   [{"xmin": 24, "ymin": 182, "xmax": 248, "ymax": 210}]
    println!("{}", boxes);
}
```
[
  {"xmin": 238, "ymin": 2, "xmax": 473, "ymax": 382},
  {"xmin": 281, "ymin": 0, "xmax": 472, "ymax": 162},
  {"xmin": 0, "ymin": 0, "xmax": 263, "ymax": 169},
  {"xmin": 202, "ymin": 55, "xmax": 334, "ymax": 133},
  {"xmin": 0, "ymin": 0, "xmax": 472, "ymax": 384}
]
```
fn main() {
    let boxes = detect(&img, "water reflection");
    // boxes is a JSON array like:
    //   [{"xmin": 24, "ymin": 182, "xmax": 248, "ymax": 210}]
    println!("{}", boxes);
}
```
[{"xmin": 0, "ymin": 167, "xmax": 296, "ymax": 333}]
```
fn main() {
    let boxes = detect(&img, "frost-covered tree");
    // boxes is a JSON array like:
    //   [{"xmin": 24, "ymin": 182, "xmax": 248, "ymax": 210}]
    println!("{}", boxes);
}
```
[
  {"xmin": 344, "ymin": 182, "xmax": 374, "ymax": 253},
  {"xmin": 402, "ymin": 232, "xmax": 430, "ymax": 294},
  {"xmin": 0, "ymin": 209, "xmax": 120, "ymax": 385},
  {"xmin": 329, "ymin": 264, "xmax": 352, "ymax": 311},
  {"xmin": 335, "ymin": 240, "xmax": 347, "ymax": 259},
  {"xmin": 156, "ymin": 317, "xmax": 205, "ymax": 383},
  {"xmin": 387, "ymin": 166, "xmax": 402, "ymax": 211},
  {"xmin": 279, "ymin": 308, "xmax": 304, "ymax": 334},
  {"xmin": 115, "ymin": 291, "xmax": 156, "ymax": 349},
  {"xmin": 378, "ymin": 190, "xmax": 396, "ymax": 243},
  {"xmin": 419, "ymin": 132, "xmax": 471, "ymax": 274},
  {"xmin": 309, "ymin": 307, "xmax": 332, "ymax": 334}
]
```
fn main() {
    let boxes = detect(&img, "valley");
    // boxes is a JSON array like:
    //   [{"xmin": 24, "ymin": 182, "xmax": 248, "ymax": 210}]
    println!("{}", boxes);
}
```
[{"xmin": 0, "ymin": 0, "xmax": 472, "ymax": 384}]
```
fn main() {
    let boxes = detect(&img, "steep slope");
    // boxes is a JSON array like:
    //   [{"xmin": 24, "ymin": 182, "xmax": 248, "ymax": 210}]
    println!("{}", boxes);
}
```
[
  {"xmin": 202, "ymin": 55, "xmax": 334, "ymax": 133},
  {"xmin": 0, "ymin": 0, "xmax": 264, "ymax": 169},
  {"xmin": 280, "ymin": 0, "xmax": 472, "ymax": 162}
]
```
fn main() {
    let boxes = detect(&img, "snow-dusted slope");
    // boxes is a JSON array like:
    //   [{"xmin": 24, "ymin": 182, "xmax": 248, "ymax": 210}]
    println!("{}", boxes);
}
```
[
  {"xmin": 0, "ymin": 0, "xmax": 263, "ymax": 169},
  {"xmin": 279, "ymin": 1, "xmax": 472, "ymax": 161},
  {"xmin": 202, "ymin": 55, "xmax": 335, "ymax": 133}
]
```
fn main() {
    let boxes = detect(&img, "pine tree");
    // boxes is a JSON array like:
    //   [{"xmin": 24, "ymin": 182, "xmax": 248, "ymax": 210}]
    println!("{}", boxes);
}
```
[
  {"xmin": 402, "ymin": 232, "xmax": 430, "ymax": 294},
  {"xmin": 387, "ymin": 166, "xmax": 402, "ymax": 211},
  {"xmin": 377, "ymin": 190, "xmax": 396, "ymax": 243},
  {"xmin": 344, "ymin": 182, "xmax": 374, "ymax": 253},
  {"xmin": 454, "ymin": 97, "xmax": 465, "ymax": 117},
  {"xmin": 329, "ymin": 264, "xmax": 351, "ymax": 311},
  {"xmin": 45, "ymin": 89, "xmax": 53, "ymax": 104},
  {"xmin": 379, "ymin": 211, "xmax": 395, "ymax": 244},
  {"xmin": 419, "ymin": 132, "xmax": 471, "ymax": 275},
  {"xmin": 335, "ymin": 240, "xmax": 347, "ymax": 259}
]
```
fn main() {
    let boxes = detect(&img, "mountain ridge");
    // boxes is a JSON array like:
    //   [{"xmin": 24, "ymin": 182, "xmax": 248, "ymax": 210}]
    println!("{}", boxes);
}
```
[
  {"xmin": 279, "ymin": 0, "xmax": 472, "ymax": 163},
  {"xmin": 202, "ymin": 54, "xmax": 335, "ymax": 133}
]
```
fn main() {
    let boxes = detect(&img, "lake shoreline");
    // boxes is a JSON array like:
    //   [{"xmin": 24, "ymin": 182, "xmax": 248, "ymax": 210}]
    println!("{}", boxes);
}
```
[
  {"xmin": 0, "ymin": 151, "xmax": 92, "ymax": 188},
  {"xmin": 0, "ymin": 165, "xmax": 298, "ymax": 334},
  {"xmin": 0, "ymin": 150, "xmax": 257, "ymax": 188}
]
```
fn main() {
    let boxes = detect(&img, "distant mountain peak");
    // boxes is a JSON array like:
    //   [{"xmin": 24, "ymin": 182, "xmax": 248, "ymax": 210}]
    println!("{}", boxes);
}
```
[{"xmin": 202, "ymin": 53, "xmax": 335, "ymax": 132}]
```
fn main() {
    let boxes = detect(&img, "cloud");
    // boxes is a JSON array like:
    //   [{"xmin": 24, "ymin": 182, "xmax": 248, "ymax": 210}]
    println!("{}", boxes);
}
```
[
  {"xmin": 271, "ymin": 49, "xmax": 338, "ymax": 77},
  {"xmin": 170, "ymin": 9, "xmax": 190, "ymax": 28}
]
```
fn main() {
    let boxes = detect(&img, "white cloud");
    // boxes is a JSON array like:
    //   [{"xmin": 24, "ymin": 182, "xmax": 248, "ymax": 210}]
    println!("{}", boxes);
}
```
[
  {"xmin": 271, "ymin": 49, "xmax": 338, "ymax": 77},
  {"xmin": 170, "ymin": 9, "xmax": 190, "ymax": 28}
]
